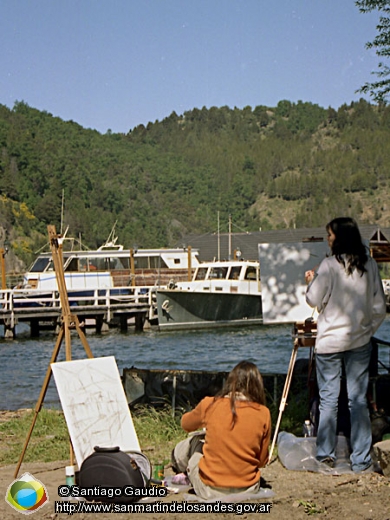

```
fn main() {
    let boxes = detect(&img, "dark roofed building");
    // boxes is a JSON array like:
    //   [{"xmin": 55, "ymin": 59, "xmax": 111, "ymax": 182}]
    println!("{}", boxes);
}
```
[{"xmin": 179, "ymin": 225, "xmax": 390, "ymax": 263}]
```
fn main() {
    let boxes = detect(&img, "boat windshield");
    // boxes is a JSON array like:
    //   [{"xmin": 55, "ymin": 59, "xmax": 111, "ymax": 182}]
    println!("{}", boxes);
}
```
[
  {"xmin": 228, "ymin": 266, "xmax": 242, "ymax": 280},
  {"xmin": 209, "ymin": 267, "xmax": 229, "ymax": 279},
  {"xmin": 195, "ymin": 267, "xmax": 208, "ymax": 280},
  {"xmin": 244, "ymin": 266, "xmax": 257, "ymax": 280},
  {"xmin": 66, "ymin": 256, "xmax": 131, "ymax": 272},
  {"xmin": 29, "ymin": 257, "xmax": 52, "ymax": 273}
]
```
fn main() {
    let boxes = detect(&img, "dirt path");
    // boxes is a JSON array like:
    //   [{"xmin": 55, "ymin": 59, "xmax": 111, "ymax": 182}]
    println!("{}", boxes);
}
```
[{"xmin": 1, "ymin": 458, "xmax": 389, "ymax": 520}]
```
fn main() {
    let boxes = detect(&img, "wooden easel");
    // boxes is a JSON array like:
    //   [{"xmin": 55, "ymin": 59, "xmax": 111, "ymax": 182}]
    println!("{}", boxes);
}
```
[
  {"xmin": 14, "ymin": 225, "xmax": 94, "ymax": 478},
  {"xmin": 268, "ymin": 319, "xmax": 317, "ymax": 463}
]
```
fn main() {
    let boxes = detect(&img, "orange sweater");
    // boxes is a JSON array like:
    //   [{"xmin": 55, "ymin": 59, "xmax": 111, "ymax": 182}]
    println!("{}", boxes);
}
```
[{"xmin": 181, "ymin": 396, "xmax": 271, "ymax": 488}]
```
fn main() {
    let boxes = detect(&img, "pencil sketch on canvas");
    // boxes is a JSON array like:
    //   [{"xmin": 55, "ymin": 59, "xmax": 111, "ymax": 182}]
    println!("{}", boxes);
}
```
[
  {"xmin": 258, "ymin": 241, "xmax": 329, "ymax": 324},
  {"xmin": 51, "ymin": 356, "xmax": 140, "ymax": 467}
]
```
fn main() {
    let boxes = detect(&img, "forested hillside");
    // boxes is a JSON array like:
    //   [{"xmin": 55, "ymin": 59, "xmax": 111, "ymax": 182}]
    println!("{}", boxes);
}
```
[{"xmin": 1, "ymin": 99, "xmax": 389, "ymax": 269}]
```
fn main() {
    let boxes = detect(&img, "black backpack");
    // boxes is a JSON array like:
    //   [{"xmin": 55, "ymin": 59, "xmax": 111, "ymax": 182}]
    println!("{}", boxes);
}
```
[{"xmin": 77, "ymin": 446, "xmax": 152, "ymax": 503}]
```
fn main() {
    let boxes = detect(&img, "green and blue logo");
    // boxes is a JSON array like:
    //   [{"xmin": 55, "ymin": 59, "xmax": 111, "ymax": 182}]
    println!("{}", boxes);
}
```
[{"xmin": 5, "ymin": 472, "xmax": 48, "ymax": 514}]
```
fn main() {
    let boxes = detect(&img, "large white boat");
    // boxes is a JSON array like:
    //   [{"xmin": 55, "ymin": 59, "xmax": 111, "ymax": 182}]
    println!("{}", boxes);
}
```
[
  {"xmin": 20, "ymin": 240, "xmax": 200, "ymax": 293},
  {"xmin": 156, "ymin": 259, "xmax": 262, "ymax": 330}
]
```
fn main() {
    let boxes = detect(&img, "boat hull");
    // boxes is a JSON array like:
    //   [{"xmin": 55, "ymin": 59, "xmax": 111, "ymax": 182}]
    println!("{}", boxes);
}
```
[{"xmin": 156, "ymin": 289, "xmax": 262, "ymax": 331}]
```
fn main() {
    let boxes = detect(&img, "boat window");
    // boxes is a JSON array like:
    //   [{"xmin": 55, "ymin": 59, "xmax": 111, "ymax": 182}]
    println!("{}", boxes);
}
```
[
  {"xmin": 65, "ymin": 258, "xmax": 78, "ymax": 272},
  {"xmin": 228, "ymin": 266, "xmax": 242, "ymax": 280},
  {"xmin": 105, "ymin": 257, "xmax": 126, "ymax": 270},
  {"xmin": 96, "ymin": 258, "xmax": 113, "ymax": 270},
  {"xmin": 209, "ymin": 267, "xmax": 228, "ymax": 279},
  {"xmin": 119, "ymin": 257, "xmax": 130, "ymax": 269},
  {"xmin": 88, "ymin": 258, "xmax": 99, "ymax": 271},
  {"xmin": 84, "ymin": 256, "xmax": 121, "ymax": 271},
  {"xmin": 244, "ymin": 266, "xmax": 257, "ymax": 280},
  {"xmin": 195, "ymin": 267, "xmax": 208, "ymax": 280},
  {"xmin": 134, "ymin": 257, "xmax": 148, "ymax": 269},
  {"xmin": 30, "ymin": 257, "xmax": 51, "ymax": 273},
  {"xmin": 79, "ymin": 258, "xmax": 88, "ymax": 271},
  {"xmin": 89, "ymin": 256, "xmax": 129, "ymax": 270},
  {"xmin": 149, "ymin": 256, "xmax": 168, "ymax": 269},
  {"xmin": 99, "ymin": 258, "xmax": 109, "ymax": 270},
  {"xmin": 174, "ymin": 258, "xmax": 181, "ymax": 265},
  {"xmin": 134, "ymin": 257, "xmax": 168, "ymax": 269}
]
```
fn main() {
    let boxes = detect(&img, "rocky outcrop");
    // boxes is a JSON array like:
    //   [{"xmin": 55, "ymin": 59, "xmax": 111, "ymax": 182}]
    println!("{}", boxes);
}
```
[{"xmin": 373, "ymin": 439, "xmax": 390, "ymax": 477}]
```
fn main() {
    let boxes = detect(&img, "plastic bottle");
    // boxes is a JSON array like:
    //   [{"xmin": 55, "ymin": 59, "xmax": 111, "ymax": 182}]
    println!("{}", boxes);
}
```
[
  {"xmin": 153, "ymin": 463, "xmax": 164, "ymax": 481},
  {"xmin": 303, "ymin": 420, "xmax": 314, "ymax": 437},
  {"xmin": 65, "ymin": 465, "xmax": 75, "ymax": 486}
]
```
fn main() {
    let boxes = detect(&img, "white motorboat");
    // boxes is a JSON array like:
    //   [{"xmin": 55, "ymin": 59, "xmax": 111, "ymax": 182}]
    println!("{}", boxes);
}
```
[{"xmin": 156, "ymin": 259, "xmax": 262, "ymax": 330}]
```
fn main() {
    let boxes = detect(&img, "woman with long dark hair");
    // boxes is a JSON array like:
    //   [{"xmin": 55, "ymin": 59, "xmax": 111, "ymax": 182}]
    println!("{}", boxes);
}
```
[
  {"xmin": 172, "ymin": 360, "xmax": 271, "ymax": 499},
  {"xmin": 305, "ymin": 217, "xmax": 386, "ymax": 472}
]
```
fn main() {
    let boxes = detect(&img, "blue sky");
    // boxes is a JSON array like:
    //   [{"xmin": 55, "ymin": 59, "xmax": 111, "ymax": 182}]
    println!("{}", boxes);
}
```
[{"xmin": 0, "ymin": 1, "xmax": 381, "ymax": 134}]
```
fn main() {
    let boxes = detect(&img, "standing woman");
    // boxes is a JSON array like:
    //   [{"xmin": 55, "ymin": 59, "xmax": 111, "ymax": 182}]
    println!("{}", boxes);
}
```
[
  {"xmin": 305, "ymin": 217, "xmax": 386, "ymax": 472},
  {"xmin": 173, "ymin": 360, "xmax": 271, "ymax": 500}
]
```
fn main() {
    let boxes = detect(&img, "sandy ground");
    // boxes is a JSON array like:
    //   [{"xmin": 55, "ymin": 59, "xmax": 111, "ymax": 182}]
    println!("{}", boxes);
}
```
[{"xmin": 1, "ymin": 456, "xmax": 389, "ymax": 520}]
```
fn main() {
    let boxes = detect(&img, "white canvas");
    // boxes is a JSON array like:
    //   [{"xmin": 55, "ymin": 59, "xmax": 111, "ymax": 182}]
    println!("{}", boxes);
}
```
[
  {"xmin": 51, "ymin": 356, "xmax": 140, "ymax": 467},
  {"xmin": 258, "ymin": 241, "xmax": 329, "ymax": 324}
]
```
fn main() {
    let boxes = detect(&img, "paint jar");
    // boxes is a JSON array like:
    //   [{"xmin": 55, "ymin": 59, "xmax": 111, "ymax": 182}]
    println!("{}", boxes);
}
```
[
  {"xmin": 65, "ymin": 465, "xmax": 75, "ymax": 486},
  {"xmin": 153, "ymin": 463, "xmax": 164, "ymax": 480}
]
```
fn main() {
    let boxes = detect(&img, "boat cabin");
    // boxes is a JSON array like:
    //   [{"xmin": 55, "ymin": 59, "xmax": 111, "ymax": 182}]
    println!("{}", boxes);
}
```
[
  {"xmin": 174, "ymin": 260, "xmax": 261, "ymax": 294},
  {"xmin": 194, "ymin": 263, "xmax": 258, "ymax": 282},
  {"xmin": 23, "ymin": 247, "xmax": 200, "ymax": 291}
]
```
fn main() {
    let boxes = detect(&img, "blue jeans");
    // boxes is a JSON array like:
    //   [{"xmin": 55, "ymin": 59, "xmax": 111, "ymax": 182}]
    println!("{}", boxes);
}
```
[{"xmin": 315, "ymin": 342, "xmax": 372, "ymax": 471}]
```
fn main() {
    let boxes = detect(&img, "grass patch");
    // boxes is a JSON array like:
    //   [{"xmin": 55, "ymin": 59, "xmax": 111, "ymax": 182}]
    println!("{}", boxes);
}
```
[
  {"xmin": 0, "ymin": 408, "xmax": 69, "ymax": 465},
  {"xmin": 132, "ymin": 405, "xmax": 186, "ymax": 466},
  {"xmin": 268, "ymin": 392, "xmax": 310, "ymax": 437},
  {"xmin": 0, "ymin": 406, "xmax": 187, "ymax": 468},
  {"xmin": 297, "ymin": 500, "xmax": 325, "ymax": 515},
  {"xmin": 0, "ymin": 398, "xmax": 310, "ymax": 467}
]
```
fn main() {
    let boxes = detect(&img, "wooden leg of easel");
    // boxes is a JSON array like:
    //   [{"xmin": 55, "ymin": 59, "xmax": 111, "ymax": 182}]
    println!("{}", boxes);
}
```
[
  {"xmin": 14, "ymin": 327, "xmax": 65, "ymax": 478},
  {"xmin": 268, "ymin": 340, "xmax": 299, "ymax": 464},
  {"xmin": 74, "ymin": 319, "xmax": 94, "ymax": 359},
  {"xmin": 15, "ymin": 227, "xmax": 96, "ymax": 479}
]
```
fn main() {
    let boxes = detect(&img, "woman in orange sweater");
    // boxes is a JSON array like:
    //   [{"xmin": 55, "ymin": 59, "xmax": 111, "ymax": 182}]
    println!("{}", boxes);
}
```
[{"xmin": 174, "ymin": 361, "xmax": 271, "ymax": 500}]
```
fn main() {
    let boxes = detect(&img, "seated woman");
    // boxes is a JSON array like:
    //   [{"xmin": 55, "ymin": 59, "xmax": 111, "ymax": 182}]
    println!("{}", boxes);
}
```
[{"xmin": 172, "ymin": 361, "xmax": 271, "ymax": 500}]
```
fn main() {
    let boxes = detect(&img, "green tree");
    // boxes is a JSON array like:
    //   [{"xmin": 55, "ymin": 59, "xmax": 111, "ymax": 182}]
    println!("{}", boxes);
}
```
[
  {"xmin": 275, "ymin": 100, "xmax": 292, "ymax": 117},
  {"xmin": 356, "ymin": 0, "xmax": 390, "ymax": 103}
]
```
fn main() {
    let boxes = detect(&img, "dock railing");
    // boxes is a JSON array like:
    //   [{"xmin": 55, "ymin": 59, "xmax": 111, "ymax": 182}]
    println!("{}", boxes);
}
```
[{"xmin": 0, "ymin": 286, "xmax": 158, "ymax": 333}]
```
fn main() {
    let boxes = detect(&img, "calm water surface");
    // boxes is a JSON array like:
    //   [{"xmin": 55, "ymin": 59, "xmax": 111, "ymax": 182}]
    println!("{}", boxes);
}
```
[{"xmin": 1, "ymin": 316, "xmax": 389, "ymax": 410}]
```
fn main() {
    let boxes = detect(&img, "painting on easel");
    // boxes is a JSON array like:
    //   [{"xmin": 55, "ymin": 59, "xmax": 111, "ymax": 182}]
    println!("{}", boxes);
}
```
[
  {"xmin": 51, "ymin": 356, "xmax": 140, "ymax": 468},
  {"xmin": 258, "ymin": 241, "xmax": 329, "ymax": 324}
]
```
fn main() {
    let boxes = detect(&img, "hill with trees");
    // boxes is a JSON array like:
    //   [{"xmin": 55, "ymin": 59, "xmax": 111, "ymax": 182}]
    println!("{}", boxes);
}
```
[{"xmin": 1, "ymin": 98, "xmax": 390, "ymax": 270}]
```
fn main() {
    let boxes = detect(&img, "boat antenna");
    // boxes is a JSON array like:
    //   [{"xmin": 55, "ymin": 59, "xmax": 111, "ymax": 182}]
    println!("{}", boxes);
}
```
[
  {"xmin": 62, "ymin": 226, "xmax": 69, "ymax": 239},
  {"xmin": 105, "ymin": 221, "xmax": 118, "ymax": 246}
]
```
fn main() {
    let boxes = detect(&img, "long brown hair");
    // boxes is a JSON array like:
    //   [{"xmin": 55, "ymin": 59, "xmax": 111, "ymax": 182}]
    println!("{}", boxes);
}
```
[
  {"xmin": 214, "ymin": 360, "xmax": 266, "ymax": 427},
  {"xmin": 326, "ymin": 217, "xmax": 368, "ymax": 275}
]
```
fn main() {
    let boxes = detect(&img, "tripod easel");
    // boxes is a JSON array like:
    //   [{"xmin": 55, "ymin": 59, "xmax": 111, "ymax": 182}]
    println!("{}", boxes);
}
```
[
  {"xmin": 14, "ymin": 225, "xmax": 94, "ymax": 478},
  {"xmin": 268, "ymin": 318, "xmax": 317, "ymax": 463}
]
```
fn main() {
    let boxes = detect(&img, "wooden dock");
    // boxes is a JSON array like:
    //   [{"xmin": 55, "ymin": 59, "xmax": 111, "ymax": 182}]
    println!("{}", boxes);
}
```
[{"xmin": 0, "ymin": 286, "xmax": 157, "ymax": 338}]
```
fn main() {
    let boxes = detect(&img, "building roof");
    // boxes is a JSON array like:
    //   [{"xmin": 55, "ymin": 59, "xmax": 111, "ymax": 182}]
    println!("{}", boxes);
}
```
[{"xmin": 180, "ymin": 225, "xmax": 390, "ymax": 263}]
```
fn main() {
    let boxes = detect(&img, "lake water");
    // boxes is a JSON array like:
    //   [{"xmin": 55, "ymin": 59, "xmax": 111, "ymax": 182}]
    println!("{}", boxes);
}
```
[{"xmin": 1, "ymin": 316, "xmax": 390, "ymax": 410}]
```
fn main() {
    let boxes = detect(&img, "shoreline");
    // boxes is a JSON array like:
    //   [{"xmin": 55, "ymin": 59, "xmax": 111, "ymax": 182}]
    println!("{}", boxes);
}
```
[
  {"xmin": 1, "ymin": 458, "xmax": 389, "ymax": 519},
  {"xmin": 1, "ymin": 409, "xmax": 389, "ymax": 519}
]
